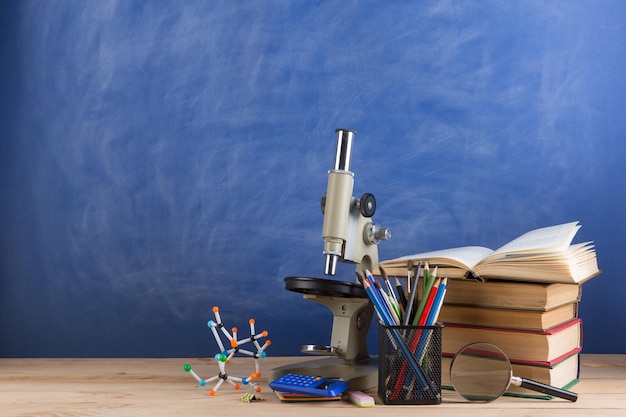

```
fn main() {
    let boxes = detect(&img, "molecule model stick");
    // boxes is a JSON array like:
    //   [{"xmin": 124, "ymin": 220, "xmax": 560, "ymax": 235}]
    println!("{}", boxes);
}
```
[{"xmin": 183, "ymin": 364, "xmax": 206, "ymax": 387}]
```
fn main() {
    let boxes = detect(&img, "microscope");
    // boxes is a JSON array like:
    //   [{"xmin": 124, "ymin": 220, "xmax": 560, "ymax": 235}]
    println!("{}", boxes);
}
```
[{"xmin": 270, "ymin": 129, "xmax": 390, "ymax": 390}]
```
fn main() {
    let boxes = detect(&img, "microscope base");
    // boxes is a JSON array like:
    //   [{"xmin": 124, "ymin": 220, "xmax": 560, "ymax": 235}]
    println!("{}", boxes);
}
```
[{"xmin": 269, "ymin": 356, "xmax": 378, "ymax": 392}]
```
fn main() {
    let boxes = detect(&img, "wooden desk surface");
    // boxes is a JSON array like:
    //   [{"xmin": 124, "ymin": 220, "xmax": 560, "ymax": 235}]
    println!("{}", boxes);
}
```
[{"xmin": 1, "ymin": 355, "xmax": 625, "ymax": 417}]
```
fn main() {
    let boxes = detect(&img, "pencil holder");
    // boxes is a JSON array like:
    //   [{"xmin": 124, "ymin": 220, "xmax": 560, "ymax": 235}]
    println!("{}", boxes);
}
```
[{"xmin": 378, "ymin": 323, "xmax": 443, "ymax": 405}]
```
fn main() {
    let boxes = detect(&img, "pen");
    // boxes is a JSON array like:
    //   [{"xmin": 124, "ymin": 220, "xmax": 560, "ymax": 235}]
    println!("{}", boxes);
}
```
[
  {"xmin": 394, "ymin": 276, "xmax": 407, "ymax": 311},
  {"xmin": 404, "ymin": 261, "xmax": 421, "ymax": 325},
  {"xmin": 406, "ymin": 260, "xmax": 413, "ymax": 299}
]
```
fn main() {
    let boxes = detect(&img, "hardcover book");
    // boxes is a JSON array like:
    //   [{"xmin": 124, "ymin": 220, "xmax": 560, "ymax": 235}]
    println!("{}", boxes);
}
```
[{"xmin": 441, "ymin": 318, "xmax": 582, "ymax": 364}]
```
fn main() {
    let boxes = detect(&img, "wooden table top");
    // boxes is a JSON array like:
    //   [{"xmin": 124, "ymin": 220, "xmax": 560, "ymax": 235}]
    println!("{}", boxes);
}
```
[{"xmin": 1, "ymin": 355, "xmax": 625, "ymax": 416}]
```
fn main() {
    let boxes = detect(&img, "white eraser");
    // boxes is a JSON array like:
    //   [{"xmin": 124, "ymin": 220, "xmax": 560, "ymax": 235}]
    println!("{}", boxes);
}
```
[{"xmin": 345, "ymin": 390, "xmax": 375, "ymax": 407}]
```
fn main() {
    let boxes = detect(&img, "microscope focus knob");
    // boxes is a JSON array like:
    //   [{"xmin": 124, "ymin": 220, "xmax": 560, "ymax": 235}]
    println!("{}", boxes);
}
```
[
  {"xmin": 365, "ymin": 223, "xmax": 391, "ymax": 245},
  {"xmin": 359, "ymin": 193, "xmax": 376, "ymax": 218}
]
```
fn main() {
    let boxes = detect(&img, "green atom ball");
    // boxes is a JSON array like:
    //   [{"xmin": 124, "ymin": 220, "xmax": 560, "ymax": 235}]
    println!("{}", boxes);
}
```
[{"xmin": 183, "ymin": 364, "xmax": 191, "ymax": 372}]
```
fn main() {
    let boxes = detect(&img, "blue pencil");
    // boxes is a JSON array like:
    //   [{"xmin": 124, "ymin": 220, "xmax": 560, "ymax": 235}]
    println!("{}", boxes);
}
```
[
  {"xmin": 364, "ymin": 270, "xmax": 397, "ymax": 325},
  {"xmin": 362, "ymin": 278, "xmax": 395, "ymax": 325}
]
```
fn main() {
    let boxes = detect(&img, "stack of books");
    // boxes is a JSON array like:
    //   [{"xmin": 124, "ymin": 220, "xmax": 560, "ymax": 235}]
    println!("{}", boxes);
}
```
[
  {"xmin": 436, "ymin": 279, "xmax": 583, "ymax": 398},
  {"xmin": 377, "ymin": 221, "xmax": 601, "ymax": 399}
]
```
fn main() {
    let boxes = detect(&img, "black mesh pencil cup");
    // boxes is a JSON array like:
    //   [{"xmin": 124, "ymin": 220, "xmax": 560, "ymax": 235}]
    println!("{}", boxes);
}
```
[{"xmin": 378, "ymin": 323, "xmax": 443, "ymax": 405}]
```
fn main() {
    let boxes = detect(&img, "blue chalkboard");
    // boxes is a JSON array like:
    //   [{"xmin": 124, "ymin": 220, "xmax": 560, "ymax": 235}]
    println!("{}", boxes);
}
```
[{"xmin": 1, "ymin": 0, "xmax": 625, "ymax": 358}]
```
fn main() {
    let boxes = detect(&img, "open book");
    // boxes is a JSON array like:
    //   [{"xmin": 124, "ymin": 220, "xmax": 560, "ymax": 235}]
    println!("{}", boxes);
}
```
[{"xmin": 378, "ymin": 222, "xmax": 600, "ymax": 284}]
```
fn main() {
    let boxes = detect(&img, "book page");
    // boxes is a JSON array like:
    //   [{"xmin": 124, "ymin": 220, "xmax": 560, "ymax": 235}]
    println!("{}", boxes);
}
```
[
  {"xmin": 490, "ymin": 221, "xmax": 581, "ymax": 255},
  {"xmin": 384, "ymin": 246, "xmax": 494, "ymax": 270}
]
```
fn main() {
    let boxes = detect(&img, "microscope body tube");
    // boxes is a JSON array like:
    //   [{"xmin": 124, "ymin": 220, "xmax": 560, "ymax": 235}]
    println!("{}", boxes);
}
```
[
  {"xmin": 322, "ymin": 129, "xmax": 356, "ymax": 276},
  {"xmin": 322, "ymin": 170, "xmax": 354, "ymax": 275}
]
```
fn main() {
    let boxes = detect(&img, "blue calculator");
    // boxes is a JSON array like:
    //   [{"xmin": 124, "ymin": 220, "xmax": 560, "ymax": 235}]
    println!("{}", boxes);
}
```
[{"xmin": 269, "ymin": 373, "xmax": 349, "ymax": 397}]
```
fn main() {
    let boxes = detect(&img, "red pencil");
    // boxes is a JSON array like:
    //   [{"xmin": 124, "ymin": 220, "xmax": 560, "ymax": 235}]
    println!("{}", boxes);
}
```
[{"xmin": 415, "ymin": 277, "xmax": 441, "ymax": 328}]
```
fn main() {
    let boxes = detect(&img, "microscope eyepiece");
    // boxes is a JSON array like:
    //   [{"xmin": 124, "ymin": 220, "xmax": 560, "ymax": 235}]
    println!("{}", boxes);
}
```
[{"xmin": 333, "ymin": 129, "xmax": 356, "ymax": 171}]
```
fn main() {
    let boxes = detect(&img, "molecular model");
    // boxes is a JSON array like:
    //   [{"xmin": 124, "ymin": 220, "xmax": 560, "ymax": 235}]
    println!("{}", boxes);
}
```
[{"xmin": 184, "ymin": 306, "xmax": 271, "ymax": 397}]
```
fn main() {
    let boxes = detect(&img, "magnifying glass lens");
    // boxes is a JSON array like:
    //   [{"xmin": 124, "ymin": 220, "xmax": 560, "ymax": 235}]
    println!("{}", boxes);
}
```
[
  {"xmin": 450, "ymin": 342, "xmax": 578, "ymax": 402},
  {"xmin": 450, "ymin": 343, "xmax": 512, "ymax": 402}
]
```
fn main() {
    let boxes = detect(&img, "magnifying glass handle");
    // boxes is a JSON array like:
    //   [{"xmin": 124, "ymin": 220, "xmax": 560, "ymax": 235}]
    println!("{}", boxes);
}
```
[{"xmin": 512, "ymin": 377, "xmax": 578, "ymax": 402}]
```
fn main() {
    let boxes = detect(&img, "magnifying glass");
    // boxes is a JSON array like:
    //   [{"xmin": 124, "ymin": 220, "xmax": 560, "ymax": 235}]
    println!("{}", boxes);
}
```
[{"xmin": 450, "ymin": 342, "xmax": 577, "ymax": 402}]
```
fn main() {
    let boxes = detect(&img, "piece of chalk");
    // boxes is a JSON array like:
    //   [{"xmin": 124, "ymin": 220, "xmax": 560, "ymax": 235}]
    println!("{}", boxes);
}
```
[{"xmin": 345, "ymin": 391, "xmax": 375, "ymax": 407}]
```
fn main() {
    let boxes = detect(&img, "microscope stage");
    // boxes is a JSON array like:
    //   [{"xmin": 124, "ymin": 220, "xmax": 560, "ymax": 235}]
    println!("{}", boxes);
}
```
[{"xmin": 284, "ymin": 276, "xmax": 367, "ymax": 298}]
